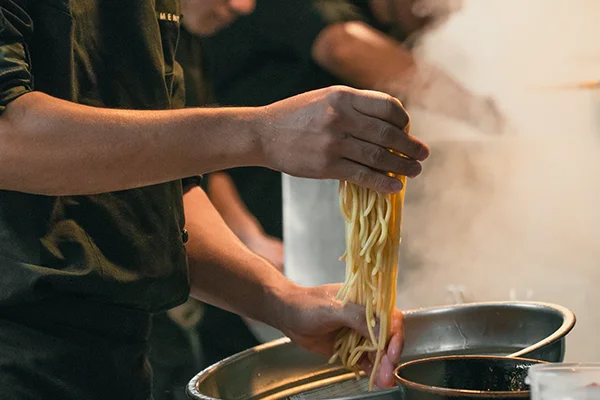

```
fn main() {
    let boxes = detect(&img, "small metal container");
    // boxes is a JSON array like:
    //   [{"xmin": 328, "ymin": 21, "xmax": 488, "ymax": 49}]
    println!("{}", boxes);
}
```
[
  {"xmin": 394, "ymin": 355, "xmax": 547, "ymax": 399},
  {"xmin": 186, "ymin": 302, "xmax": 575, "ymax": 400}
]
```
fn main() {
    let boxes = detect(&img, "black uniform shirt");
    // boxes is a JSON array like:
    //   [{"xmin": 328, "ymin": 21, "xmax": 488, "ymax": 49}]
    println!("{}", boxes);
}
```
[
  {"xmin": 199, "ymin": 0, "xmax": 368, "ymax": 240},
  {"xmin": 0, "ymin": 0, "xmax": 191, "ymax": 313}
]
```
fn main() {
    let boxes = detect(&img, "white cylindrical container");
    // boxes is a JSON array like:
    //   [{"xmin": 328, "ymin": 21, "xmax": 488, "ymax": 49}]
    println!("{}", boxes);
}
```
[
  {"xmin": 528, "ymin": 363, "xmax": 600, "ymax": 400},
  {"xmin": 282, "ymin": 177, "xmax": 346, "ymax": 287}
]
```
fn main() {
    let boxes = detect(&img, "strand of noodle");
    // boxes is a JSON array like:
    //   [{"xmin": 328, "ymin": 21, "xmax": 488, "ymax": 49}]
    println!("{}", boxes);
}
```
[
  {"xmin": 331, "ymin": 136, "xmax": 408, "ymax": 390},
  {"xmin": 365, "ymin": 300, "xmax": 378, "ymax": 346},
  {"xmin": 377, "ymin": 200, "xmax": 390, "ymax": 246},
  {"xmin": 360, "ymin": 222, "xmax": 381, "ymax": 259},
  {"xmin": 363, "ymin": 190, "xmax": 377, "ymax": 217},
  {"xmin": 358, "ymin": 189, "xmax": 367, "ymax": 244}
]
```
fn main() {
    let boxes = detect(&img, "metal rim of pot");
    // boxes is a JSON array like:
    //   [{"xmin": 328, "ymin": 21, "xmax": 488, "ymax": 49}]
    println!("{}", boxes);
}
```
[
  {"xmin": 394, "ymin": 355, "xmax": 549, "ymax": 398},
  {"xmin": 403, "ymin": 301, "xmax": 576, "ymax": 359},
  {"xmin": 186, "ymin": 301, "xmax": 576, "ymax": 400}
]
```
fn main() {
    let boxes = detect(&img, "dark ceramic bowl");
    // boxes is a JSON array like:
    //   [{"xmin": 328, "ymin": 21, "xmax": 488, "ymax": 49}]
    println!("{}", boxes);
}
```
[{"xmin": 394, "ymin": 355, "xmax": 548, "ymax": 399}]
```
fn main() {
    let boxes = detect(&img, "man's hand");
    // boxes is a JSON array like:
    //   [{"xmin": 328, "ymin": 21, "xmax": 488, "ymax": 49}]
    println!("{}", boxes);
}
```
[
  {"xmin": 258, "ymin": 86, "xmax": 429, "ymax": 194},
  {"xmin": 275, "ymin": 283, "xmax": 404, "ymax": 389}
]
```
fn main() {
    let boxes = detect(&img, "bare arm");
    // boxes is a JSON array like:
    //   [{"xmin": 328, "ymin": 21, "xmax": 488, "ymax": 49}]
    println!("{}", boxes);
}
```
[
  {"xmin": 206, "ymin": 172, "xmax": 264, "ymax": 243},
  {"xmin": 0, "ymin": 92, "xmax": 264, "ymax": 195},
  {"xmin": 183, "ymin": 185, "xmax": 402, "ymax": 388},
  {"xmin": 312, "ymin": 21, "xmax": 503, "ymax": 132},
  {"xmin": 207, "ymin": 171, "xmax": 284, "ymax": 271},
  {"xmin": 185, "ymin": 184, "xmax": 285, "ymax": 325},
  {"xmin": 0, "ymin": 87, "xmax": 429, "ymax": 196}
]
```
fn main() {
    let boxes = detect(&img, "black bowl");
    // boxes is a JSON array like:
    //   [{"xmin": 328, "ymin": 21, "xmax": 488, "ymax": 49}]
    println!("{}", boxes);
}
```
[{"xmin": 394, "ymin": 355, "xmax": 548, "ymax": 399}]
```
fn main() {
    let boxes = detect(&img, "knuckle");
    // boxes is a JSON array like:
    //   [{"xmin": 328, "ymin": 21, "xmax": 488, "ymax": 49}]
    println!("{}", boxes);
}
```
[
  {"xmin": 321, "ymin": 108, "xmax": 343, "ymax": 131},
  {"xmin": 366, "ymin": 146, "xmax": 386, "ymax": 166},
  {"xmin": 375, "ymin": 175, "xmax": 391, "ymax": 191},
  {"xmin": 326, "ymin": 85, "xmax": 352, "ymax": 105},
  {"xmin": 319, "ymin": 136, "xmax": 342, "ymax": 169},
  {"xmin": 352, "ymin": 167, "xmax": 370, "ymax": 184},
  {"xmin": 378, "ymin": 125, "xmax": 395, "ymax": 145},
  {"xmin": 381, "ymin": 93, "xmax": 397, "ymax": 112}
]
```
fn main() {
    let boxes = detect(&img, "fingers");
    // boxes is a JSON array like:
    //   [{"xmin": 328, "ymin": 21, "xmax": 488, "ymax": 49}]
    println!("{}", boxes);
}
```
[
  {"xmin": 348, "ymin": 116, "xmax": 429, "ymax": 162},
  {"xmin": 351, "ymin": 89, "xmax": 410, "ymax": 132},
  {"xmin": 387, "ymin": 309, "xmax": 405, "ymax": 364},
  {"xmin": 333, "ymin": 159, "xmax": 404, "ymax": 194},
  {"xmin": 348, "ymin": 90, "xmax": 429, "ymax": 162},
  {"xmin": 376, "ymin": 354, "xmax": 396, "ymax": 388},
  {"xmin": 339, "ymin": 137, "xmax": 423, "ymax": 178}
]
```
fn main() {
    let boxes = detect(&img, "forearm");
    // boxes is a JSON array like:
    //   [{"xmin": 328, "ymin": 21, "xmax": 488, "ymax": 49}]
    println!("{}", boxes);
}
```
[
  {"xmin": 312, "ymin": 22, "xmax": 416, "ymax": 93},
  {"xmin": 206, "ymin": 172, "xmax": 263, "ymax": 243},
  {"xmin": 184, "ymin": 185, "xmax": 292, "ymax": 329},
  {"xmin": 312, "ymin": 22, "xmax": 482, "ymax": 122},
  {"xmin": 0, "ymin": 92, "xmax": 265, "ymax": 195}
]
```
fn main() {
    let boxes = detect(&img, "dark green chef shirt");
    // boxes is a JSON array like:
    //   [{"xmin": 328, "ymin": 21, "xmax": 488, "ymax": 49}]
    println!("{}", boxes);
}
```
[
  {"xmin": 0, "ymin": 0, "xmax": 190, "ymax": 313},
  {"xmin": 0, "ymin": 1, "xmax": 195, "ymax": 399}
]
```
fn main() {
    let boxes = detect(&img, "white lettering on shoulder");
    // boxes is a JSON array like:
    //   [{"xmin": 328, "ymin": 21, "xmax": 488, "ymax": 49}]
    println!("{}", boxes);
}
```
[{"xmin": 158, "ymin": 12, "xmax": 180, "ymax": 23}]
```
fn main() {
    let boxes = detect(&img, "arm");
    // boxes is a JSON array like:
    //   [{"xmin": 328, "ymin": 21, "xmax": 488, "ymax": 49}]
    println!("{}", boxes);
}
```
[
  {"xmin": 311, "ymin": 21, "xmax": 503, "ymax": 132},
  {"xmin": 1, "ymin": 2, "xmax": 428, "ymax": 196},
  {"xmin": 206, "ymin": 172, "xmax": 264, "ymax": 244},
  {"xmin": 185, "ymin": 184, "xmax": 285, "ymax": 324},
  {"xmin": 183, "ymin": 184, "xmax": 403, "ymax": 387},
  {"xmin": 207, "ymin": 172, "xmax": 284, "ymax": 271},
  {"xmin": 0, "ymin": 87, "xmax": 429, "ymax": 196},
  {"xmin": 0, "ymin": 92, "xmax": 266, "ymax": 195}
]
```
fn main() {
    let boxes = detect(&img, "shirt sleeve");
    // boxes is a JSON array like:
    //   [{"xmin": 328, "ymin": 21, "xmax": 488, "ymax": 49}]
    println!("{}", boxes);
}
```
[
  {"xmin": 0, "ymin": 1, "xmax": 34, "ymax": 115},
  {"xmin": 261, "ymin": 0, "xmax": 366, "ymax": 60},
  {"xmin": 181, "ymin": 175, "xmax": 205, "ymax": 191}
]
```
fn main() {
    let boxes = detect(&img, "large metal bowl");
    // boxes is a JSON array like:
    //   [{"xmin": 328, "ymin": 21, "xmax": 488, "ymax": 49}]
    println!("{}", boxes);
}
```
[{"xmin": 186, "ymin": 302, "xmax": 575, "ymax": 400}]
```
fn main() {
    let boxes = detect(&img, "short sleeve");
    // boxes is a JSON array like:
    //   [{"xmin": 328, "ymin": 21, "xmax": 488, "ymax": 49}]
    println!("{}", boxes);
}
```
[
  {"xmin": 0, "ymin": 1, "xmax": 34, "ymax": 115},
  {"xmin": 181, "ymin": 175, "xmax": 205, "ymax": 191},
  {"xmin": 265, "ymin": 0, "xmax": 366, "ymax": 59}
]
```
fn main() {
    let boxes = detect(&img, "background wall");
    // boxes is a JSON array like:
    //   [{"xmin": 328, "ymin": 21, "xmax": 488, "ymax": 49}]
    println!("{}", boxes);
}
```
[{"xmin": 283, "ymin": 0, "xmax": 600, "ymax": 361}]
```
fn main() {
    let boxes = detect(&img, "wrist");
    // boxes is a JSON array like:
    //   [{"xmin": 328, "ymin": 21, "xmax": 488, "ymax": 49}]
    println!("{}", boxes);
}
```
[
  {"xmin": 242, "ymin": 106, "xmax": 270, "ymax": 168},
  {"xmin": 194, "ymin": 106, "xmax": 267, "ymax": 169},
  {"xmin": 260, "ymin": 276, "xmax": 299, "ymax": 333}
]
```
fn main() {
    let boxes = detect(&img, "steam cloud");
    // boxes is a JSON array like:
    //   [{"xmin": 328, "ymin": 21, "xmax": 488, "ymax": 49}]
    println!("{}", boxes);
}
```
[{"xmin": 395, "ymin": 0, "xmax": 600, "ymax": 362}]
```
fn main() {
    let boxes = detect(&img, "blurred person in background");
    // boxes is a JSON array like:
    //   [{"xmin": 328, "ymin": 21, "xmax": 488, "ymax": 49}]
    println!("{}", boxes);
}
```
[{"xmin": 197, "ymin": 0, "xmax": 503, "ymax": 294}]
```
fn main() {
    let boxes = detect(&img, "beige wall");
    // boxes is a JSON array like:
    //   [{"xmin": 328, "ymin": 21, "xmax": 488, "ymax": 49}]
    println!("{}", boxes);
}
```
[{"xmin": 283, "ymin": 0, "xmax": 600, "ymax": 361}]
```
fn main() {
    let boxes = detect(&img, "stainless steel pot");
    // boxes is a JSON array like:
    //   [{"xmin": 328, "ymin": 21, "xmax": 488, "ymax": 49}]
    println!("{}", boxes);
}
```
[{"xmin": 186, "ymin": 302, "xmax": 575, "ymax": 400}]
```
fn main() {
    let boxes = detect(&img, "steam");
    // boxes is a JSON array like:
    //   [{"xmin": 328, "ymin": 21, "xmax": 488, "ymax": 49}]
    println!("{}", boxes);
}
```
[{"xmin": 394, "ymin": 0, "xmax": 600, "ymax": 361}]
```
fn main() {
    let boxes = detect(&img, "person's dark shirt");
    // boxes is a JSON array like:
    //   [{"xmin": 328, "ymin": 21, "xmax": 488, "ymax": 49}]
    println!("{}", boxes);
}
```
[
  {"xmin": 200, "ymin": 0, "xmax": 370, "ymax": 240},
  {"xmin": 0, "ymin": 0, "xmax": 190, "ymax": 313}
]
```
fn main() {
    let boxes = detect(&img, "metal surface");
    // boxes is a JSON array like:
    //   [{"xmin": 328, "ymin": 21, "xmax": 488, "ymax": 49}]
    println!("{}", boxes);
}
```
[
  {"xmin": 395, "ymin": 355, "xmax": 547, "ymax": 399},
  {"xmin": 186, "ymin": 302, "xmax": 575, "ymax": 400}
]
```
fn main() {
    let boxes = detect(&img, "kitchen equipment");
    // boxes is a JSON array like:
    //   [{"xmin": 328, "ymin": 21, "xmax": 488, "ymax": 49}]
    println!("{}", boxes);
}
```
[
  {"xmin": 186, "ymin": 301, "xmax": 575, "ymax": 400},
  {"xmin": 394, "ymin": 355, "xmax": 545, "ymax": 399},
  {"xmin": 527, "ymin": 363, "xmax": 600, "ymax": 400}
]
